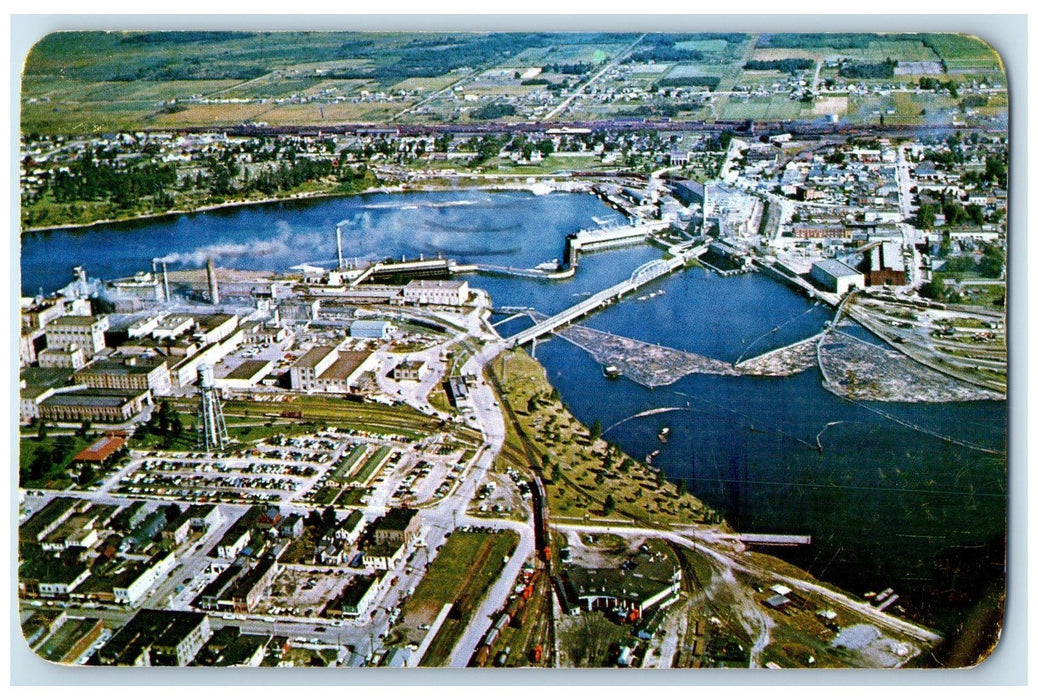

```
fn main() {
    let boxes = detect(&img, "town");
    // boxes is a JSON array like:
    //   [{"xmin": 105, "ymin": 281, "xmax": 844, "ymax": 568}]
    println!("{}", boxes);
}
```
[{"xmin": 18, "ymin": 30, "xmax": 1007, "ymax": 670}]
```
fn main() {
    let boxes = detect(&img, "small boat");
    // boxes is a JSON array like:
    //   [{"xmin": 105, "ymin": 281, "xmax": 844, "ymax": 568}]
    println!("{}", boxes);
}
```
[
  {"xmin": 658, "ymin": 427, "xmax": 670, "ymax": 443},
  {"xmin": 603, "ymin": 365, "xmax": 621, "ymax": 379},
  {"xmin": 645, "ymin": 450, "xmax": 660, "ymax": 465}
]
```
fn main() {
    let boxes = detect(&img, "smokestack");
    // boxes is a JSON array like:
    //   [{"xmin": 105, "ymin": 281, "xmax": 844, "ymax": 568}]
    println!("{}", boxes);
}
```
[
  {"xmin": 336, "ymin": 225, "xmax": 345, "ymax": 271},
  {"xmin": 162, "ymin": 262, "xmax": 170, "ymax": 304},
  {"xmin": 206, "ymin": 258, "xmax": 220, "ymax": 306}
]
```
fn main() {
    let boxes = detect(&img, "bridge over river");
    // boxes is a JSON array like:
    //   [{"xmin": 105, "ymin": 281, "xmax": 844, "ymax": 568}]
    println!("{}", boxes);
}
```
[{"xmin": 506, "ymin": 255, "xmax": 687, "ymax": 347}]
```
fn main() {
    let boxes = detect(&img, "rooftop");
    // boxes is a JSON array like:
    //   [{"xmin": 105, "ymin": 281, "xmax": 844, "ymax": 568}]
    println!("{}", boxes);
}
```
[
  {"xmin": 812, "ymin": 258, "xmax": 863, "ymax": 279},
  {"xmin": 374, "ymin": 507, "xmax": 419, "ymax": 533},
  {"xmin": 50, "ymin": 315, "xmax": 105, "ymax": 328},
  {"xmin": 404, "ymin": 279, "xmax": 466, "ymax": 290},
  {"xmin": 226, "ymin": 360, "xmax": 272, "ymax": 381},
  {"xmin": 293, "ymin": 346, "xmax": 337, "ymax": 369},
  {"xmin": 321, "ymin": 350, "xmax": 372, "ymax": 381}
]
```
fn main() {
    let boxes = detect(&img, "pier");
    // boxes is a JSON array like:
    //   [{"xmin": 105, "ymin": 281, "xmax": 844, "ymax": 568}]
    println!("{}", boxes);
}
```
[{"xmin": 737, "ymin": 533, "xmax": 812, "ymax": 547}]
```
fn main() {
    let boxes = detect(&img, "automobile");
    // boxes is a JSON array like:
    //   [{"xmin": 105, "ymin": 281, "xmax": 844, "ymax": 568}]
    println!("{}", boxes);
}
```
[
  {"xmin": 222, "ymin": 613, "xmax": 235, "ymax": 620},
  {"xmin": 315, "ymin": 626, "xmax": 327, "ymax": 632},
  {"xmin": 263, "ymin": 617, "xmax": 276, "ymax": 623}
]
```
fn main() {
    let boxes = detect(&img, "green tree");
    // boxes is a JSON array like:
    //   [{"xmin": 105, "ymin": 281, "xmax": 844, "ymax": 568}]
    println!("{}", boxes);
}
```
[
  {"xmin": 589, "ymin": 419, "xmax": 603, "ymax": 441},
  {"xmin": 979, "ymin": 246, "xmax": 1005, "ymax": 279},
  {"xmin": 603, "ymin": 494, "xmax": 616, "ymax": 516},
  {"xmin": 77, "ymin": 419, "xmax": 92, "ymax": 438},
  {"xmin": 78, "ymin": 463, "xmax": 96, "ymax": 487},
  {"xmin": 915, "ymin": 203, "xmax": 938, "ymax": 229},
  {"xmin": 35, "ymin": 421, "xmax": 48, "ymax": 442}
]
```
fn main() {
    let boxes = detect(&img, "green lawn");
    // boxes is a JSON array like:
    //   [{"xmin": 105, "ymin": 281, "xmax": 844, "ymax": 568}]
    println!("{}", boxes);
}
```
[{"xmin": 397, "ymin": 529, "xmax": 518, "ymax": 666}]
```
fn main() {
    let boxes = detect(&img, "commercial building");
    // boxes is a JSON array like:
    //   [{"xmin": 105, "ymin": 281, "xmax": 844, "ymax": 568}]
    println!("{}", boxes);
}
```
[
  {"xmin": 98, "ymin": 609, "xmax": 211, "ymax": 666},
  {"xmin": 325, "ymin": 574, "xmax": 381, "ymax": 617},
  {"xmin": 362, "ymin": 540, "xmax": 406, "ymax": 571},
  {"xmin": 371, "ymin": 507, "xmax": 420, "ymax": 547},
  {"xmin": 36, "ymin": 616, "xmax": 103, "ymax": 665},
  {"xmin": 112, "ymin": 550, "xmax": 176, "ymax": 605},
  {"xmin": 402, "ymin": 279, "xmax": 470, "ymax": 306},
  {"xmin": 810, "ymin": 259, "xmax": 865, "ymax": 295}
]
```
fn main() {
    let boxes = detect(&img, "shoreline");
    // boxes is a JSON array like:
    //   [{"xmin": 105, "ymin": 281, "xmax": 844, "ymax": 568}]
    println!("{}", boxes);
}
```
[{"xmin": 20, "ymin": 175, "xmax": 593, "ymax": 235}]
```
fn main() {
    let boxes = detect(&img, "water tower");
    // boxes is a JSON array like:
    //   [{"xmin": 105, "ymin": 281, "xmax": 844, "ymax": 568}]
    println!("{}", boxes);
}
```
[{"xmin": 197, "ymin": 363, "xmax": 229, "ymax": 452}]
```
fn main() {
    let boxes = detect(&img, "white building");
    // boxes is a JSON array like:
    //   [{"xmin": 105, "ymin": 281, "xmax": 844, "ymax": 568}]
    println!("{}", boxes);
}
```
[
  {"xmin": 810, "ymin": 259, "xmax": 866, "ymax": 295},
  {"xmin": 402, "ymin": 280, "xmax": 470, "ymax": 306},
  {"xmin": 44, "ymin": 315, "xmax": 109, "ymax": 358}
]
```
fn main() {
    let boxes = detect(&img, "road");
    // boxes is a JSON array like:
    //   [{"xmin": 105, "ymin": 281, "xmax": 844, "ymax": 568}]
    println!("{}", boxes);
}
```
[
  {"xmin": 541, "ymin": 34, "xmax": 646, "ymax": 122},
  {"xmin": 555, "ymin": 523, "xmax": 942, "ymax": 646},
  {"xmin": 447, "ymin": 515, "xmax": 535, "ymax": 667}
]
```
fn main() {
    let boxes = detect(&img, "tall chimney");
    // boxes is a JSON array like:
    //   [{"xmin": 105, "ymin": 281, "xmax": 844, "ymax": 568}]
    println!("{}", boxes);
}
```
[
  {"xmin": 336, "ymin": 225, "xmax": 345, "ymax": 271},
  {"xmin": 162, "ymin": 262, "xmax": 170, "ymax": 303},
  {"xmin": 206, "ymin": 258, "xmax": 220, "ymax": 306}
]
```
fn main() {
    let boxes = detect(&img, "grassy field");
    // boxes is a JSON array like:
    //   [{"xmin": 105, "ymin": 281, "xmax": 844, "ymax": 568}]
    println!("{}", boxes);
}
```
[
  {"xmin": 391, "ymin": 529, "xmax": 518, "ymax": 665},
  {"xmin": 488, "ymin": 349, "xmax": 720, "ymax": 528}
]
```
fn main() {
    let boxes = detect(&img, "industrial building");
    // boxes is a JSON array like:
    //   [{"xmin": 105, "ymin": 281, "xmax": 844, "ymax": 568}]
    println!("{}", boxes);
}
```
[
  {"xmin": 288, "ymin": 346, "xmax": 376, "ymax": 393},
  {"xmin": 38, "ymin": 388, "xmax": 151, "ymax": 424},
  {"xmin": 73, "ymin": 357, "xmax": 172, "ymax": 396},
  {"xmin": 810, "ymin": 259, "xmax": 865, "ymax": 295},
  {"xmin": 350, "ymin": 319, "xmax": 396, "ymax": 339},
  {"xmin": 43, "ymin": 314, "xmax": 109, "ymax": 360},
  {"xmin": 391, "ymin": 359, "xmax": 428, "ymax": 382},
  {"xmin": 863, "ymin": 241, "xmax": 907, "ymax": 286},
  {"xmin": 559, "ymin": 549, "xmax": 681, "ymax": 619},
  {"xmin": 402, "ymin": 279, "xmax": 470, "ymax": 306}
]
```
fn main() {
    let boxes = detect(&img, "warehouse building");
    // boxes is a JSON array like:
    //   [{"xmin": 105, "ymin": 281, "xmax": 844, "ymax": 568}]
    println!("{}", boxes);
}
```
[{"xmin": 810, "ymin": 259, "xmax": 865, "ymax": 295}]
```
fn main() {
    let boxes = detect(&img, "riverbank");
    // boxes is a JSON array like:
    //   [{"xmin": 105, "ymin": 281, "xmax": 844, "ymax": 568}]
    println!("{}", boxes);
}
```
[{"xmin": 20, "ymin": 174, "xmax": 594, "ymax": 235}]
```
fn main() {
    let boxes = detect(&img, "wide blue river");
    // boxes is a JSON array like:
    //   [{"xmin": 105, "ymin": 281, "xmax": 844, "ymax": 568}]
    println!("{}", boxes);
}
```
[{"xmin": 21, "ymin": 188, "xmax": 1006, "ymax": 633}]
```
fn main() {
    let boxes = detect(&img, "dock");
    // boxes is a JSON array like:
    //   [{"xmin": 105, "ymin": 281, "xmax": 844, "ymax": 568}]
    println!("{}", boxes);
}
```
[{"xmin": 737, "ymin": 533, "xmax": 812, "ymax": 547}]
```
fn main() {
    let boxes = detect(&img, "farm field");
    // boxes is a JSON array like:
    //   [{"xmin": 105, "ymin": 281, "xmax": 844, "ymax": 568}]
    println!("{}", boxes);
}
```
[{"xmin": 20, "ymin": 31, "xmax": 1007, "ymax": 132}]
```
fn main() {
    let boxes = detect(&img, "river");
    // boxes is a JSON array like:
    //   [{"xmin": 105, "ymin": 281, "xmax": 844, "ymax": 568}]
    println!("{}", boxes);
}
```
[{"xmin": 21, "ymin": 188, "xmax": 1007, "ymax": 635}]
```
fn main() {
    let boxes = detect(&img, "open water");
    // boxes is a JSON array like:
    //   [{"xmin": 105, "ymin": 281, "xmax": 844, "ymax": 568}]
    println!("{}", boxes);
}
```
[{"xmin": 21, "ymin": 188, "xmax": 1007, "ymax": 634}]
